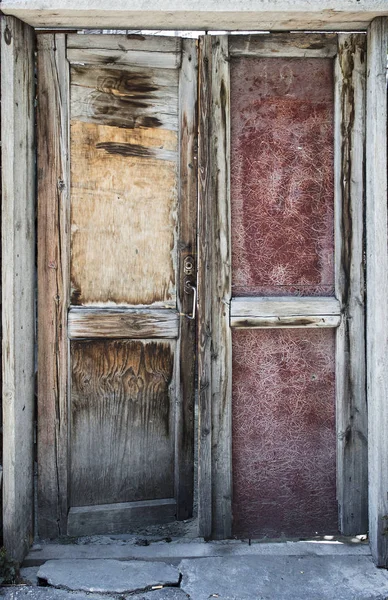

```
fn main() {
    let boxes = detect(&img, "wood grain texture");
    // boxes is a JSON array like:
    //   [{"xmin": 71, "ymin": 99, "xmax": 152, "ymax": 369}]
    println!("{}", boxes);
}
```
[
  {"xmin": 68, "ymin": 308, "xmax": 179, "ymax": 339},
  {"xmin": 231, "ymin": 297, "xmax": 341, "ymax": 317},
  {"xmin": 230, "ymin": 56, "xmax": 335, "ymax": 297},
  {"xmin": 231, "ymin": 316, "xmax": 340, "ymax": 328},
  {"xmin": 175, "ymin": 39, "xmax": 198, "ymax": 520},
  {"xmin": 232, "ymin": 329, "xmax": 337, "ymax": 538},
  {"xmin": 68, "ymin": 48, "xmax": 181, "ymax": 69},
  {"xmin": 366, "ymin": 17, "xmax": 388, "ymax": 568},
  {"xmin": 71, "ymin": 65, "xmax": 179, "ymax": 131},
  {"xmin": 70, "ymin": 120, "xmax": 178, "ymax": 307},
  {"xmin": 1, "ymin": 15, "xmax": 35, "ymax": 562},
  {"xmin": 335, "ymin": 34, "xmax": 368, "ymax": 536},
  {"xmin": 67, "ymin": 33, "xmax": 181, "ymax": 54},
  {"xmin": 70, "ymin": 340, "xmax": 175, "ymax": 507},
  {"xmin": 229, "ymin": 33, "xmax": 337, "ymax": 58},
  {"xmin": 67, "ymin": 499, "xmax": 176, "ymax": 536},
  {"xmin": 231, "ymin": 296, "xmax": 341, "ymax": 328},
  {"xmin": 37, "ymin": 33, "xmax": 70, "ymax": 540},
  {"xmin": 198, "ymin": 36, "xmax": 232, "ymax": 539},
  {"xmin": 197, "ymin": 35, "xmax": 213, "ymax": 539},
  {"xmin": 2, "ymin": 1, "xmax": 388, "ymax": 31}
]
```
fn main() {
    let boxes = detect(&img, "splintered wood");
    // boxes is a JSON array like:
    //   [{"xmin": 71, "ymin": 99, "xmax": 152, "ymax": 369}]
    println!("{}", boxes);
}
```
[{"xmin": 70, "ymin": 65, "xmax": 179, "ymax": 307}]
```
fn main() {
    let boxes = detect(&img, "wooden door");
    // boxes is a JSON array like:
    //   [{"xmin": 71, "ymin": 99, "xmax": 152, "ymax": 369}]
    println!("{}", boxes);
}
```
[
  {"xmin": 37, "ymin": 33, "xmax": 197, "ymax": 538},
  {"xmin": 198, "ymin": 33, "xmax": 367, "ymax": 539}
]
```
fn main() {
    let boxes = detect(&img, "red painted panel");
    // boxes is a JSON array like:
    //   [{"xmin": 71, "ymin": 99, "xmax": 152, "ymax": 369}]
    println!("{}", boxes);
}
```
[
  {"xmin": 231, "ymin": 58, "xmax": 334, "ymax": 296},
  {"xmin": 232, "ymin": 329, "xmax": 337, "ymax": 538}
]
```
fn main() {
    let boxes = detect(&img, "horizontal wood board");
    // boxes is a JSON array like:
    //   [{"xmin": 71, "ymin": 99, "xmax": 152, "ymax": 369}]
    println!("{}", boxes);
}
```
[
  {"xmin": 231, "ymin": 297, "xmax": 341, "ymax": 316},
  {"xmin": 68, "ymin": 308, "xmax": 179, "ymax": 338},
  {"xmin": 67, "ymin": 34, "xmax": 182, "ymax": 53},
  {"xmin": 231, "ymin": 297, "xmax": 341, "ymax": 328},
  {"xmin": 229, "ymin": 33, "xmax": 337, "ymax": 58},
  {"xmin": 2, "ymin": 1, "xmax": 388, "ymax": 30},
  {"xmin": 68, "ymin": 48, "xmax": 182, "ymax": 69}
]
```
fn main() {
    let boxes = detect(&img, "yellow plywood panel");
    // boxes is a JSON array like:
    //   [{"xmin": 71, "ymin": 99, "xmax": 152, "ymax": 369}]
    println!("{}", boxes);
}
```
[{"xmin": 70, "ymin": 120, "xmax": 178, "ymax": 306}]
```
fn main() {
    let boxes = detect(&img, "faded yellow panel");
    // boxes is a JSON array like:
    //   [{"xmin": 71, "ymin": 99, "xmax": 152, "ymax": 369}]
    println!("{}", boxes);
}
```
[{"xmin": 70, "ymin": 120, "xmax": 178, "ymax": 306}]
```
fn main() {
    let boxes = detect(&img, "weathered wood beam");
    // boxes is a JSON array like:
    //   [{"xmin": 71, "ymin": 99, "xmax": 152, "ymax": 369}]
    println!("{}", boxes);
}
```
[
  {"xmin": 68, "ymin": 308, "xmax": 180, "ymax": 339},
  {"xmin": 37, "ymin": 34, "xmax": 70, "ymax": 539},
  {"xmin": 198, "ymin": 35, "xmax": 232, "ymax": 540},
  {"xmin": 1, "ymin": 14, "xmax": 35, "ymax": 563},
  {"xmin": 229, "ymin": 33, "xmax": 337, "ymax": 58},
  {"xmin": 197, "ymin": 35, "xmax": 213, "ymax": 540},
  {"xmin": 230, "ymin": 297, "xmax": 341, "ymax": 328},
  {"xmin": 366, "ymin": 16, "xmax": 388, "ymax": 568},
  {"xmin": 334, "ymin": 33, "xmax": 368, "ymax": 537},
  {"xmin": 67, "ymin": 48, "xmax": 182, "ymax": 69},
  {"xmin": 67, "ymin": 33, "xmax": 182, "ymax": 53},
  {"xmin": 175, "ymin": 38, "xmax": 198, "ymax": 521},
  {"xmin": 1, "ymin": 0, "xmax": 388, "ymax": 30}
]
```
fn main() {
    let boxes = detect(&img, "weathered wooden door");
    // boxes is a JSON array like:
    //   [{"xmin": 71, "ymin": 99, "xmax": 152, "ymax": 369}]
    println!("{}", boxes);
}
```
[
  {"xmin": 198, "ymin": 33, "xmax": 367, "ymax": 539},
  {"xmin": 37, "ymin": 33, "xmax": 197, "ymax": 538}
]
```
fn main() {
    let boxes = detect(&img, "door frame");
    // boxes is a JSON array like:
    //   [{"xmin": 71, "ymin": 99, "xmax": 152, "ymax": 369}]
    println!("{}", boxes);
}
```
[{"xmin": 2, "ymin": 14, "xmax": 388, "ymax": 567}]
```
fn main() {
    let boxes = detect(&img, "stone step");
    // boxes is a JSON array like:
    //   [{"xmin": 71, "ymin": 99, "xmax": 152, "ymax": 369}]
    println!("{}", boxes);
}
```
[{"xmin": 37, "ymin": 559, "xmax": 181, "ymax": 595}]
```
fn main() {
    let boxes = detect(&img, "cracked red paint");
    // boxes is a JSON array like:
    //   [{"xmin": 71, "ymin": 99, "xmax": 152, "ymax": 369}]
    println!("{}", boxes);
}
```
[
  {"xmin": 231, "ymin": 57, "xmax": 335, "ymax": 296},
  {"xmin": 232, "ymin": 329, "xmax": 337, "ymax": 538}
]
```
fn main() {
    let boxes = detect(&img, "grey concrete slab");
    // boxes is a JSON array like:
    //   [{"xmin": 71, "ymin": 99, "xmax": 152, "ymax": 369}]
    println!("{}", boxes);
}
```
[
  {"xmin": 0, "ymin": 586, "xmax": 189, "ymax": 600},
  {"xmin": 179, "ymin": 555, "xmax": 388, "ymax": 600},
  {"xmin": 24, "ymin": 539, "xmax": 370, "ymax": 566},
  {"xmin": 37, "ymin": 559, "xmax": 180, "ymax": 594},
  {"xmin": 20, "ymin": 567, "xmax": 39, "ymax": 585}
]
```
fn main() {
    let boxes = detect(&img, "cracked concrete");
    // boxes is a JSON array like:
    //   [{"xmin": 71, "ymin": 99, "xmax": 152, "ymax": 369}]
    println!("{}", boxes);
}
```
[
  {"xmin": 37, "ymin": 559, "xmax": 180, "ymax": 594},
  {"xmin": 1, "ymin": 540, "xmax": 388, "ymax": 600}
]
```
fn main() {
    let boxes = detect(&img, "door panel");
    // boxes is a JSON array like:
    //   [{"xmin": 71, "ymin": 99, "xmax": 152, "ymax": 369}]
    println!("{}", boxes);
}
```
[
  {"xmin": 70, "ymin": 121, "xmax": 178, "ymax": 307},
  {"xmin": 232, "ymin": 328, "xmax": 337, "ymax": 538},
  {"xmin": 197, "ymin": 33, "xmax": 367, "ymax": 540},
  {"xmin": 70, "ymin": 339, "xmax": 175, "ymax": 507},
  {"xmin": 230, "ymin": 47, "xmax": 337, "ymax": 536},
  {"xmin": 37, "ymin": 33, "xmax": 197, "ymax": 537},
  {"xmin": 231, "ymin": 56, "xmax": 335, "ymax": 297}
]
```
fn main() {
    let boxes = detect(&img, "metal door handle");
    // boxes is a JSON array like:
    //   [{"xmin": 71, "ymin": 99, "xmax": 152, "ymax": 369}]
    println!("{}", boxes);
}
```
[{"xmin": 185, "ymin": 282, "xmax": 197, "ymax": 320}]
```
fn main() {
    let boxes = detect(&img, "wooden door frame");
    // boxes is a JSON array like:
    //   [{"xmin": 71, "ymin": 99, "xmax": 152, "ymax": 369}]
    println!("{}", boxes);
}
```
[{"xmin": 1, "ymin": 12, "xmax": 388, "ymax": 567}]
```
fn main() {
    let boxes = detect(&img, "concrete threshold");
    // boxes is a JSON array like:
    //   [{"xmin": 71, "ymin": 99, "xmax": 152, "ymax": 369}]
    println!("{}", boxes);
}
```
[
  {"xmin": 24, "ymin": 537, "xmax": 371, "ymax": 566},
  {"xmin": 10, "ymin": 539, "xmax": 388, "ymax": 600}
]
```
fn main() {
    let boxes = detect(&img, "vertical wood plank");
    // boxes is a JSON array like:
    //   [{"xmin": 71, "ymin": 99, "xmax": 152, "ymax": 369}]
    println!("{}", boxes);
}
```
[
  {"xmin": 366, "ymin": 17, "xmax": 388, "ymax": 568},
  {"xmin": 175, "ymin": 38, "xmax": 198, "ymax": 520},
  {"xmin": 210, "ymin": 35, "xmax": 232, "ymax": 539},
  {"xmin": 198, "ymin": 35, "xmax": 232, "ymax": 539},
  {"xmin": 37, "ymin": 34, "xmax": 70, "ymax": 539},
  {"xmin": 1, "ymin": 15, "xmax": 36, "ymax": 562},
  {"xmin": 197, "ymin": 35, "xmax": 213, "ymax": 539},
  {"xmin": 335, "ymin": 33, "xmax": 368, "ymax": 536}
]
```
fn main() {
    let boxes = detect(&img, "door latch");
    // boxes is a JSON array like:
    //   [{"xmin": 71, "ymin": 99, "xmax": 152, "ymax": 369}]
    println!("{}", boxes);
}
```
[{"xmin": 183, "ymin": 255, "xmax": 196, "ymax": 320}]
